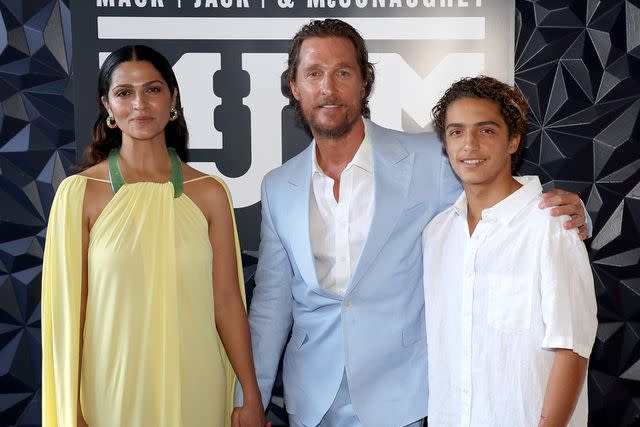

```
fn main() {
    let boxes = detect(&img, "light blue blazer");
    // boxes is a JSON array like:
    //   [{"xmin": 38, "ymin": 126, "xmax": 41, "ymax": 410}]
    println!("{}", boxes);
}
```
[{"xmin": 238, "ymin": 120, "xmax": 461, "ymax": 427}]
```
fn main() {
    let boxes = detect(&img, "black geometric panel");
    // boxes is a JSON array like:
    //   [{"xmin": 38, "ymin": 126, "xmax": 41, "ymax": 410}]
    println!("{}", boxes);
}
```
[
  {"xmin": 0, "ymin": 1, "xmax": 639, "ymax": 426},
  {"xmin": 516, "ymin": 1, "xmax": 640, "ymax": 426},
  {"xmin": 0, "ymin": 0, "xmax": 71, "ymax": 425}
]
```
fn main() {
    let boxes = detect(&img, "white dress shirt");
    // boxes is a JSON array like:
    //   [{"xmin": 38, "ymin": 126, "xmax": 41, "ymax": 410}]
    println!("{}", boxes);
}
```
[
  {"xmin": 422, "ymin": 176, "xmax": 597, "ymax": 427},
  {"xmin": 309, "ymin": 121, "xmax": 374, "ymax": 296}
]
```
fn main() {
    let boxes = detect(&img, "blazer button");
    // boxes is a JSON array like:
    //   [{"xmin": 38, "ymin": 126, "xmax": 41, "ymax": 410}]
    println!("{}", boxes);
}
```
[{"xmin": 343, "ymin": 300, "xmax": 352, "ymax": 308}]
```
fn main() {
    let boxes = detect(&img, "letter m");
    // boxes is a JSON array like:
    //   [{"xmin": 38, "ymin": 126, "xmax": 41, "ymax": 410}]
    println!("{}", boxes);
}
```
[{"xmin": 369, "ymin": 53, "xmax": 484, "ymax": 131}]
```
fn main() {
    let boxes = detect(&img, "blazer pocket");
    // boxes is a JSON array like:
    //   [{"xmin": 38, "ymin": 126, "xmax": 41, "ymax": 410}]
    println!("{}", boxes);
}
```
[
  {"xmin": 402, "ymin": 317, "xmax": 427, "ymax": 347},
  {"xmin": 289, "ymin": 326, "xmax": 309, "ymax": 349}
]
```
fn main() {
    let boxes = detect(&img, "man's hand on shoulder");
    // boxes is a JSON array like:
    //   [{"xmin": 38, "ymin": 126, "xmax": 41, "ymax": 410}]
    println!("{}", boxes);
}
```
[{"xmin": 538, "ymin": 189, "xmax": 588, "ymax": 240}]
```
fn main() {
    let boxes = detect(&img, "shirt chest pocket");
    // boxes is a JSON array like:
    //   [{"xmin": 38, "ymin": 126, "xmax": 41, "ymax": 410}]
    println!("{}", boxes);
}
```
[{"xmin": 486, "ymin": 273, "xmax": 532, "ymax": 332}]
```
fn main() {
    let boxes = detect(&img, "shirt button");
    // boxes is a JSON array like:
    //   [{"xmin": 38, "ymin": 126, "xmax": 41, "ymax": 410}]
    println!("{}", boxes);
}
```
[{"xmin": 343, "ymin": 300, "xmax": 352, "ymax": 308}]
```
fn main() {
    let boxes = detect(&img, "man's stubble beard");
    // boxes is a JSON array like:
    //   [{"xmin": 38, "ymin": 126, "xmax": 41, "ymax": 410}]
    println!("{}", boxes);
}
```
[
  {"xmin": 313, "ymin": 115, "xmax": 359, "ymax": 139},
  {"xmin": 297, "ymin": 101, "xmax": 362, "ymax": 140}
]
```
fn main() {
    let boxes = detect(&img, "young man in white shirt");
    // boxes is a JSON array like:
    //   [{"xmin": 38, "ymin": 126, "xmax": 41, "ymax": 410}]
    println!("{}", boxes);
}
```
[{"xmin": 422, "ymin": 76, "xmax": 598, "ymax": 427}]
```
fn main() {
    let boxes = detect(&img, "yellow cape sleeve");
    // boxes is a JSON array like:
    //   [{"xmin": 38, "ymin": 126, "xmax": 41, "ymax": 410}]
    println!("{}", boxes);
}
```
[
  {"xmin": 41, "ymin": 176, "xmax": 87, "ymax": 427},
  {"xmin": 210, "ymin": 175, "xmax": 247, "ymax": 427}
]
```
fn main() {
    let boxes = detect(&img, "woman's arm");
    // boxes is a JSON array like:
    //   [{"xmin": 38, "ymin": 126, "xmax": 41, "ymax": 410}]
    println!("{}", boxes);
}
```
[
  {"xmin": 205, "ymin": 181, "xmax": 266, "ymax": 427},
  {"xmin": 76, "ymin": 173, "xmax": 112, "ymax": 426},
  {"xmin": 538, "ymin": 349, "xmax": 588, "ymax": 427}
]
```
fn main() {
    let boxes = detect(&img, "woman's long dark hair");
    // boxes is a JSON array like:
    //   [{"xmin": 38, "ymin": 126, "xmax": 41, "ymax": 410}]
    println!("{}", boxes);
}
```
[{"xmin": 83, "ymin": 45, "xmax": 189, "ymax": 169}]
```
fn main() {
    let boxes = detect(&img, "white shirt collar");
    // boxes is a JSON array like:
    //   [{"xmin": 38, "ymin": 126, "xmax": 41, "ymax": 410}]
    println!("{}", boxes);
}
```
[
  {"xmin": 312, "ymin": 118, "xmax": 373, "ymax": 176},
  {"xmin": 453, "ymin": 176, "xmax": 543, "ymax": 224}
]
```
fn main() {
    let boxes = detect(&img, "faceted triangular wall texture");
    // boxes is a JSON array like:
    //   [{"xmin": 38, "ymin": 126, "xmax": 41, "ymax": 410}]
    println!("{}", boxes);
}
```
[
  {"xmin": 515, "ymin": 1, "xmax": 640, "ymax": 426},
  {"xmin": 0, "ymin": 0, "xmax": 639, "ymax": 426},
  {"xmin": 0, "ymin": 0, "xmax": 72, "ymax": 425}
]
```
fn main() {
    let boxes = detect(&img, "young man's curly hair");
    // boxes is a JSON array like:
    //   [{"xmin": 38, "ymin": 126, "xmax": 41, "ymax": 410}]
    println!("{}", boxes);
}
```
[{"xmin": 431, "ymin": 76, "xmax": 529, "ymax": 171}]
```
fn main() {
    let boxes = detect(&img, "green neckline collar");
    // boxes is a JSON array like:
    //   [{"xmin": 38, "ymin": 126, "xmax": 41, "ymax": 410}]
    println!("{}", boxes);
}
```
[{"xmin": 107, "ymin": 147, "xmax": 183, "ymax": 198}]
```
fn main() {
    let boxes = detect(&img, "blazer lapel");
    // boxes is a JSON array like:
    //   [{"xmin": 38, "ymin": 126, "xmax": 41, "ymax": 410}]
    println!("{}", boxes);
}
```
[
  {"xmin": 287, "ymin": 144, "xmax": 341, "ymax": 300},
  {"xmin": 347, "ymin": 123, "xmax": 414, "ymax": 294},
  {"xmin": 285, "ymin": 144, "xmax": 323, "ymax": 291}
]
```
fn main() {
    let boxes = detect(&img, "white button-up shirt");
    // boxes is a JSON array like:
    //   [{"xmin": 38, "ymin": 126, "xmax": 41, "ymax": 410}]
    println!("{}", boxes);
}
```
[
  {"xmin": 422, "ymin": 176, "xmax": 597, "ymax": 427},
  {"xmin": 309, "ymin": 122, "xmax": 374, "ymax": 296}
]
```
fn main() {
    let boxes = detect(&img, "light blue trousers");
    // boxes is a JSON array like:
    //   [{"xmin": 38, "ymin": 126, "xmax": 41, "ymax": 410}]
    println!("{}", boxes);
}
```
[{"xmin": 288, "ymin": 371, "xmax": 424, "ymax": 427}]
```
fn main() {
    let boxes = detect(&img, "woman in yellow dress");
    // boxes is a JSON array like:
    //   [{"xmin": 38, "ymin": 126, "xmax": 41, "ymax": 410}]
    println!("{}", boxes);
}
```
[{"xmin": 41, "ymin": 45, "xmax": 267, "ymax": 427}]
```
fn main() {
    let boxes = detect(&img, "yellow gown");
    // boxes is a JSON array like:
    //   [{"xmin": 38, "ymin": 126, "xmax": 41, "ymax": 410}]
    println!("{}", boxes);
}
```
[{"xmin": 41, "ymin": 174, "xmax": 244, "ymax": 427}]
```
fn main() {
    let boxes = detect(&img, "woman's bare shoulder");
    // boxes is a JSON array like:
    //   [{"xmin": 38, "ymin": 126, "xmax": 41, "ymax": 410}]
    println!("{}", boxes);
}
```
[
  {"xmin": 182, "ymin": 165, "xmax": 232, "ymax": 220},
  {"xmin": 182, "ymin": 163, "xmax": 207, "ymax": 181},
  {"xmin": 183, "ymin": 165, "xmax": 227, "ymax": 195},
  {"xmin": 77, "ymin": 161, "xmax": 110, "ymax": 182}
]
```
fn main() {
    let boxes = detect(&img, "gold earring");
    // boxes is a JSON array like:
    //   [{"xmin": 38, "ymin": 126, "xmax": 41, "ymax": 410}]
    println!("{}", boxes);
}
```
[
  {"xmin": 106, "ymin": 115, "xmax": 117, "ymax": 129},
  {"xmin": 169, "ymin": 108, "xmax": 179, "ymax": 121}
]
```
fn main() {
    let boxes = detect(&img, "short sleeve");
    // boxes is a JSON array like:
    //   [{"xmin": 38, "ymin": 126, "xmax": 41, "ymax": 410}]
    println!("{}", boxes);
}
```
[{"xmin": 540, "ymin": 225, "xmax": 598, "ymax": 359}]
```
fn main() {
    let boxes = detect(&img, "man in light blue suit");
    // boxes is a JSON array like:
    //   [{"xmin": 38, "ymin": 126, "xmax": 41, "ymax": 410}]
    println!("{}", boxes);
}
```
[{"xmin": 233, "ymin": 19, "xmax": 589, "ymax": 427}]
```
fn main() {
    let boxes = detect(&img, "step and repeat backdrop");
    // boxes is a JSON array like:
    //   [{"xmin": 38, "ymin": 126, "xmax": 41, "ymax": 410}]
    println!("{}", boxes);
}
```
[
  {"xmin": 72, "ymin": 0, "xmax": 514, "ymax": 250},
  {"xmin": 0, "ymin": 0, "xmax": 638, "ymax": 425}
]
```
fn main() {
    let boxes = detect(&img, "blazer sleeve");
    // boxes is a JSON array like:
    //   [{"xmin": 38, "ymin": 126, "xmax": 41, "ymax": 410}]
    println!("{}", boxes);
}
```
[
  {"xmin": 41, "ymin": 176, "xmax": 87, "ymax": 427},
  {"xmin": 235, "ymin": 175, "xmax": 294, "ymax": 410}
]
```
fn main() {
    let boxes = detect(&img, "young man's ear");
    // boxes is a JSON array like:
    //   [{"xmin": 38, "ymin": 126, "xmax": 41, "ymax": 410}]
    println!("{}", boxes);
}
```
[{"xmin": 508, "ymin": 134, "xmax": 521, "ymax": 154}]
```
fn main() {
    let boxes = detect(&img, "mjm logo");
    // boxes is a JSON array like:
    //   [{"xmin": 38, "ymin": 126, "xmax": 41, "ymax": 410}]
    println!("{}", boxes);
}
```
[{"xmin": 96, "ymin": 16, "xmax": 486, "ymax": 207}]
